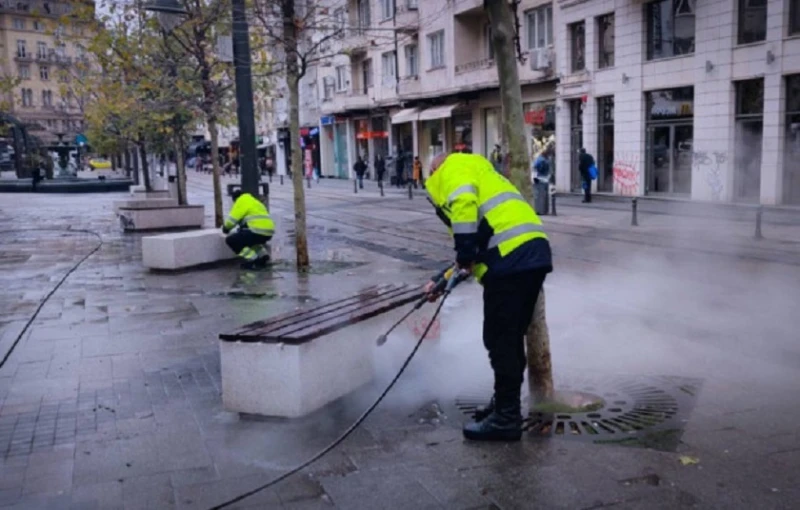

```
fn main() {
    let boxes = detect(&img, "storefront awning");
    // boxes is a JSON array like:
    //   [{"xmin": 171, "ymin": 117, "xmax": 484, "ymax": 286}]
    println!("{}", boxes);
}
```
[
  {"xmin": 418, "ymin": 104, "xmax": 460, "ymax": 122},
  {"xmin": 391, "ymin": 108, "xmax": 420, "ymax": 124}
]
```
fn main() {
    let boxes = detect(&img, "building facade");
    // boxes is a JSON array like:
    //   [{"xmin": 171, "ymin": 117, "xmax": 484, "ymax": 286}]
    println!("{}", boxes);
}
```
[
  {"xmin": 0, "ymin": 0, "xmax": 92, "ymax": 145},
  {"xmin": 315, "ymin": 0, "xmax": 559, "ymax": 180},
  {"xmin": 555, "ymin": 0, "xmax": 800, "ymax": 205}
]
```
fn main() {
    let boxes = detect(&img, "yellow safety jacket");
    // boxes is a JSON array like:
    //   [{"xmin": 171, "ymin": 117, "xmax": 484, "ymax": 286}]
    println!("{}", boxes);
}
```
[
  {"xmin": 224, "ymin": 193, "xmax": 275, "ymax": 236},
  {"xmin": 425, "ymin": 153, "xmax": 549, "ymax": 283}
]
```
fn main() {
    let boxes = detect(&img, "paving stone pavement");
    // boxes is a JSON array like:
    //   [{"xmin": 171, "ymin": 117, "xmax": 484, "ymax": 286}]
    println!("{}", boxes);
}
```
[{"xmin": 0, "ymin": 174, "xmax": 799, "ymax": 509}]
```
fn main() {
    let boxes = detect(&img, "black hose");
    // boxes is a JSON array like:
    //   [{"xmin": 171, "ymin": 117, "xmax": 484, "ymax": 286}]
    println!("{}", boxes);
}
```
[
  {"xmin": 0, "ymin": 228, "xmax": 103, "ymax": 371},
  {"xmin": 210, "ymin": 292, "xmax": 451, "ymax": 510}
]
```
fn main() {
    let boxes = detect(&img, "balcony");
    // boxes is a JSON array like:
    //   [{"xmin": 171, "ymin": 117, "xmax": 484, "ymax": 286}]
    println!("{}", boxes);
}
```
[
  {"xmin": 452, "ymin": 0, "xmax": 483, "ymax": 16},
  {"xmin": 14, "ymin": 52, "xmax": 33, "ymax": 63},
  {"xmin": 398, "ymin": 76, "xmax": 420, "ymax": 97},
  {"xmin": 454, "ymin": 58, "xmax": 497, "ymax": 89},
  {"xmin": 342, "ymin": 91, "xmax": 371, "ymax": 111},
  {"xmin": 395, "ymin": 3, "xmax": 419, "ymax": 32}
]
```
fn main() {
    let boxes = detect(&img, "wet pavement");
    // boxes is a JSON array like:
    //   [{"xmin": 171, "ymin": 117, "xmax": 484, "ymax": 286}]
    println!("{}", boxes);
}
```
[{"xmin": 0, "ymin": 173, "xmax": 799, "ymax": 509}]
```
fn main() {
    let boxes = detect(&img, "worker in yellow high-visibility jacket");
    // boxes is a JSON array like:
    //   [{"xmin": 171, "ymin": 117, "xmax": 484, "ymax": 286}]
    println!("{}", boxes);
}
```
[
  {"xmin": 222, "ymin": 190, "xmax": 275, "ymax": 269},
  {"xmin": 424, "ymin": 152, "xmax": 553, "ymax": 442}
]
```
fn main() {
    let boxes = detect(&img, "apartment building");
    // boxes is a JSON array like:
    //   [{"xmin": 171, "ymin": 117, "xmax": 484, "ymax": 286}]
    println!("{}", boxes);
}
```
[
  {"xmin": 555, "ymin": 0, "xmax": 800, "ymax": 205},
  {"xmin": 0, "ymin": 0, "xmax": 92, "ymax": 144},
  {"xmin": 315, "ymin": 0, "xmax": 559, "ymax": 179}
]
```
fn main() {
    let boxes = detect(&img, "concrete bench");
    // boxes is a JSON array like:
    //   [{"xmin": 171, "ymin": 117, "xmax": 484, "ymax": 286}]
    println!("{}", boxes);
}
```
[
  {"xmin": 113, "ymin": 197, "xmax": 178, "ymax": 213},
  {"xmin": 142, "ymin": 228, "xmax": 236, "ymax": 270},
  {"xmin": 219, "ymin": 284, "xmax": 422, "ymax": 418},
  {"xmin": 226, "ymin": 182, "xmax": 269, "ymax": 198},
  {"xmin": 129, "ymin": 185, "xmax": 171, "ymax": 199},
  {"xmin": 118, "ymin": 204, "xmax": 204, "ymax": 231}
]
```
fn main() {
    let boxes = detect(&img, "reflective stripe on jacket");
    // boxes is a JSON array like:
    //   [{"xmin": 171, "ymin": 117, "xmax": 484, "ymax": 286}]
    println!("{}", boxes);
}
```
[
  {"xmin": 424, "ymin": 153, "xmax": 548, "ymax": 283},
  {"xmin": 224, "ymin": 193, "xmax": 275, "ymax": 236}
]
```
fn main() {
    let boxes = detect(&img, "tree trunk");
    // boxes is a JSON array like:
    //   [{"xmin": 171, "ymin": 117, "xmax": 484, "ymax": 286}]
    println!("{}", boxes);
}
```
[
  {"xmin": 208, "ymin": 118, "xmax": 223, "ymax": 227},
  {"xmin": 138, "ymin": 140, "xmax": 151, "ymax": 192},
  {"xmin": 486, "ymin": 0, "xmax": 553, "ymax": 403},
  {"xmin": 283, "ymin": 0, "xmax": 310, "ymax": 270},
  {"xmin": 124, "ymin": 148, "xmax": 132, "ymax": 180},
  {"xmin": 175, "ymin": 134, "xmax": 188, "ymax": 206}
]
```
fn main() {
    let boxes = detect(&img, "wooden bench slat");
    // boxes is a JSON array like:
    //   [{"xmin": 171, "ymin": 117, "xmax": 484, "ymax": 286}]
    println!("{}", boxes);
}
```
[
  {"xmin": 227, "ymin": 284, "xmax": 390, "ymax": 336},
  {"xmin": 260, "ymin": 285, "xmax": 417, "ymax": 339},
  {"xmin": 219, "ymin": 283, "xmax": 422, "ymax": 345}
]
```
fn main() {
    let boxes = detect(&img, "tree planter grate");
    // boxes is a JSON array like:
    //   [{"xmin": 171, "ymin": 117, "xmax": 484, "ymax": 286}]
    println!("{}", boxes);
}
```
[{"xmin": 454, "ymin": 375, "xmax": 702, "ymax": 451}]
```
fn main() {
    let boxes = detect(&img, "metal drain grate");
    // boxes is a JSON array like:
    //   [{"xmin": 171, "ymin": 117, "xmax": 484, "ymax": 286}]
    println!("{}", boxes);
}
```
[{"xmin": 454, "ymin": 375, "xmax": 702, "ymax": 451}]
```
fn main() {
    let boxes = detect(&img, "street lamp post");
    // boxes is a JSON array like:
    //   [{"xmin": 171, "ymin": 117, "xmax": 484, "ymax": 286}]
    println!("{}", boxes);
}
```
[{"xmin": 144, "ymin": 0, "xmax": 260, "ymax": 196}]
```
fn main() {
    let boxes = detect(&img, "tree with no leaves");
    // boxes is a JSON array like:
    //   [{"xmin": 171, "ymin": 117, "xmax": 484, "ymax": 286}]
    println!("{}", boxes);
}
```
[
  {"xmin": 485, "ymin": 0, "xmax": 554, "ymax": 404},
  {"xmin": 251, "ymin": 0, "xmax": 344, "ymax": 270}
]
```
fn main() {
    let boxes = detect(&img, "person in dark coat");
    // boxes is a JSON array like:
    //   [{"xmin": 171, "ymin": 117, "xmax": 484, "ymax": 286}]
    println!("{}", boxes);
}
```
[
  {"xmin": 395, "ymin": 150, "xmax": 405, "ymax": 187},
  {"xmin": 375, "ymin": 154, "xmax": 386, "ymax": 184},
  {"xmin": 578, "ymin": 148, "xmax": 596, "ymax": 203},
  {"xmin": 353, "ymin": 156, "xmax": 367, "ymax": 189}
]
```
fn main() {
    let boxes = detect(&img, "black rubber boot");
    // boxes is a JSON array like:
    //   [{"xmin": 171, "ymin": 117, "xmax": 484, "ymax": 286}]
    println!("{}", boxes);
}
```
[
  {"xmin": 253, "ymin": 254, "xmax": 271, "ymax": 269},
  {"xmin": 463, "ymin": 396, "xmax": 522, "ymax": 442},
  {"xmin": 473, "ymin": 397, "xmax": 495, "ymax": 422}
]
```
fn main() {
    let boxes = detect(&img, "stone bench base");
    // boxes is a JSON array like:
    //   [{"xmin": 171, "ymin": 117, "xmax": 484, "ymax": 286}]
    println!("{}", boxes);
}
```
[
  {"xmin": 219, "ymin": 285, "xmax": 420, "ymax": 418},
  {"xmin": 113, "ymin": 197, "xmax": 177, "ymax": 213},
  {"xmin": 142, "ymin": 228, "xmax": 236, "ymax": 270},
  {"xmin": 118, "ymin": 205, "xmax": 204, "ymax": 231}
]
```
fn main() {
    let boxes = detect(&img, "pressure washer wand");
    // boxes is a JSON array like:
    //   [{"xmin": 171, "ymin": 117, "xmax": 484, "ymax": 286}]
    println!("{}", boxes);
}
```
[{"xmin": 375, "ymin": 268, "xmax": 469, "ymax": 347}]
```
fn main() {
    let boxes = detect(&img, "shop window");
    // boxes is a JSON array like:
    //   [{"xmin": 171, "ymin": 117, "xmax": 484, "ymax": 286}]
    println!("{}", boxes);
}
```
[
  {"xmin": 783, "ymin": 75, "xmax": 800, "ymax": 204},
  {"xmin": 597, "ymin": 13, "xmax": 614, "ymax": 68},
  {"xmin": 597, "ymin": 96, "xmax": 614, "ymax": 192},
  {"xmin": 737, "ymin": 0, "xmax": 766, "ymax": 44},
  {"xmin": 569, "ymin": 21, "xmax": 585, "ymax": 72},
  {"xmin": 734, "ymin": 79, "xmax": 764, "ymax": 202},
  {"xmin": 645, "ymin": 86, "xmax": 694, "ymax": 195},
  {"xmin": 646, "ymin": 0, "xmax": 695, "ymax": 60}
]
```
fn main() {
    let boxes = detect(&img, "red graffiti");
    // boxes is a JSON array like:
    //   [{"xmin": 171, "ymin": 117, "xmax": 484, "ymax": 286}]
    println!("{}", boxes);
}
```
[
  {"xmin": 409, "ymin": 315, "xmax": 441, "ymax": 340},
  {"xmin": 612, "ymin": 161, "xmax": 639, "ymax": 196}
]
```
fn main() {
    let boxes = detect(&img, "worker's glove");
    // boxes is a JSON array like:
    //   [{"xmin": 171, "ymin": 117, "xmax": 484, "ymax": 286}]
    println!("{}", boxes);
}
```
[
  {"xmin": 221, "ymin": 226, "xmax": 230, "ymax": 235},
  {"xmin": 423, "ymin": 277, "xmax": 446, "ymax": 303}
]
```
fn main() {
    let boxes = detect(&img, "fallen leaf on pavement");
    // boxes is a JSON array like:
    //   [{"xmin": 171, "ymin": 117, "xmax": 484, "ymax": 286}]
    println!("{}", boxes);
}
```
[{"xmin": 679, "ymin": 456, "xmax": 700, "ymax": 466}]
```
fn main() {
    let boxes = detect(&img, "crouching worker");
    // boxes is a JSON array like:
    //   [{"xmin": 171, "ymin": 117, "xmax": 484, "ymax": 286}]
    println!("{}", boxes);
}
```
[{"xmin": 223, "ymin": 189, "xmax": 274, "ymax": 269}]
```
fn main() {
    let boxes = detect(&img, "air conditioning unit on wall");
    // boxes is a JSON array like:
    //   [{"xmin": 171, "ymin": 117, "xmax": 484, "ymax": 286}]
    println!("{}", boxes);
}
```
[{"xmin": 529, "ymin": 48, "xmax": 552, "ymax": 71}]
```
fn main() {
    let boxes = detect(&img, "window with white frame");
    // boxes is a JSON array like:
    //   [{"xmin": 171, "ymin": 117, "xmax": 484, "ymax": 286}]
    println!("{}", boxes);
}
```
[
  {"xmin": 427, "ymin": 30, "xmax": 445, "ymax": 69},
  {"xmin": 381, "ymin": 0, "xmax": 395, "ymax": 20},
  {"xmin": 41, "ymin": 89, "xmax": 52, "ymax": 107},
  {"xmin": 526, "ymin": 4, "xmax": 552, "ymax": 50},
  {"xmin": 33, "ymin": 20, "xmax": 44, "ymax": 32},
  {"xmin": 362, "ymin": 58, "xmax": 373, "ymax": 91},
  {"xmin": 13, "ymin": 18, "xmax": 24, "ymax": 30},
  {"xmin": 381, "ymin": 51, "xmax": 396, "ymax": 86},
  {"xmin": 18, "ymin": 64, "xmax": 30, "ymax": 79},
  {"xmin": 407, "ymin": 0, "xmax": 418, "ymax": 8},
  {"xmin": 17, "ymin": 40, "xmax": 27, "ymax": 58},
  {"xmin": 37, "ymin": 41, "xmax": 47, "ymax": 59},
  {"xmin": 335, "ymin": 65, "xmax": 347, "ymax": 92},
  {"xmin": 404, "ymin": 44, "xmax": 418, "ymax": 77},
  {"xmin": 21, "ymin": 88, "xmax": 33, "ymax": 107},
  {"xmin": 357, "ymin": 0, "xmax": 370, "ymax": 32},
  {"xmin": 334, "ymin": 8, "xmax": 345, "ymax": 38},
  {"xmin": 39, "ymin": 65, "xmax": 49, "ymax": 80},
  {"xmin": 597, "ymin": 13, "xmax": 615, "ymax": 68},
  {"xmin": 323, "ymin": 76, "xmax": 334, "ymax": 100}
]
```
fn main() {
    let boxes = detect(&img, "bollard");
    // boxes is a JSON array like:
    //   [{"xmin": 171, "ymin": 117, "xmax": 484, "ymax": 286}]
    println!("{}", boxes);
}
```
[
  {"xmin": 353, "ymin": 179, "xmax": 358, "ymax": 194},
  {"xmin": 306, "ymin": 177, "xmax": 311, "ymax": 189},
  {"xmin": 408, "ymin": 182, "xmax": 413, "ymax": 200},
  {"xmin": 631, "ymin": 198, "xmax": 639, "ymax": 226},
  {"xmin": 755, "ymin": 205, "xmax": 763, "ymax": 240},
  {"xmin": 379, "ymin": 180, "xmax": 384, "ymax": 197},
  {"xmin": 269, "ymin": 174, "xmax": 272, "ymax": 183},
  {"xmin": 280, "ymin": 175, "xmax": 283, "ymax": 185},
  {"xmin": 550, "ymin": 191, "xmax": 557, "ymax": 216}
]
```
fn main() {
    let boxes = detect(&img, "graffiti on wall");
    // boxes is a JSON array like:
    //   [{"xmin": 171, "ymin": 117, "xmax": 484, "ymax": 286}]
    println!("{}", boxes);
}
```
[
  {"xmin": 612, "ymin": 153, "xmax": 641, "ymax": 196},
  {"xmin": 692, "ymin": 151, "xmax": 726, "ymax": 201}
]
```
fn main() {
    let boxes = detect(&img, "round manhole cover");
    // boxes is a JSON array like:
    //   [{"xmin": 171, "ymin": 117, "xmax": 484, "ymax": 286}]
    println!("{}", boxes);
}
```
[{"xmin": 454, "ymin": 375, "xmax": 700, "ymax": 449}]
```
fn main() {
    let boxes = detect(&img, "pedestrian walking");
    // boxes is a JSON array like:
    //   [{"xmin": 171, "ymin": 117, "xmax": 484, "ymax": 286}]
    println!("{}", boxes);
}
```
[
  {"xmin": 412, "ymin": 156, "xmax": 422, "ymax": 188},
  {"xmin": 395, "ymin": 150, "xmax": 405, "ymax": 187},
  {"xmin": 265, "ymin": 157, "xmax": 275, "ymax": 180},
  {"xmin": 578, "ymin": 148, "xmax": 596, "ymax": 203},
  {"xmin": 423, "ymin": 152, "xmax": 552, "ymax": 442},
  {"xmin": 353, "ymin": 156, "xmax": 367, "ymax": 189},
  {"xmin": 375, "ymin": 154, "xmax": 386, "ymax": 185}
]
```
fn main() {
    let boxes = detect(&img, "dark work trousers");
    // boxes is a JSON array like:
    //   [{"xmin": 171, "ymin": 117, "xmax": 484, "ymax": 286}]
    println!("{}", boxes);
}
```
[
  {"xmin": 225, "ymin": 229, "xmax": 271, "ymax": 255},
  {"xmin": 482, "ymin": 269, "xmax": 547, "ymax": 406},
  {"xmin": 582, "ymin": 177, "xmax": 592, "ymax": 203}
]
